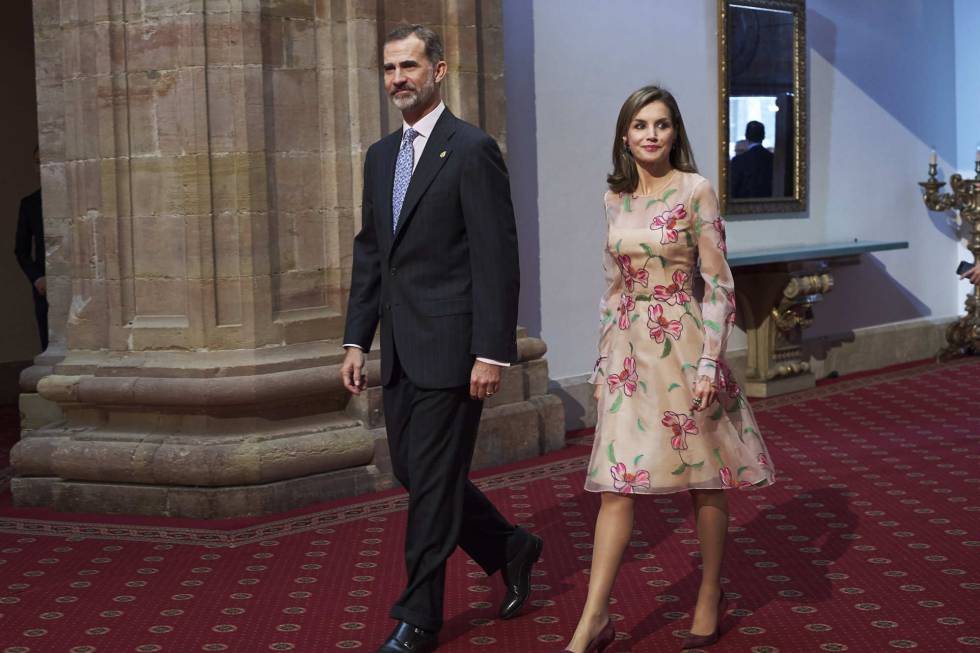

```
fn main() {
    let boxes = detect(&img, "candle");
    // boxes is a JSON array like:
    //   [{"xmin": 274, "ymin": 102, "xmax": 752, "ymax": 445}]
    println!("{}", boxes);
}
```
[{"xmin": 930, "ymin": 149, "xmax": 937, "ymax": 166}]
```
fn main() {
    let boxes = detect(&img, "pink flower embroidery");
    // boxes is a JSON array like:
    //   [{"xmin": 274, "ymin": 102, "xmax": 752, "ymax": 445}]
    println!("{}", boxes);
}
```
[
  {"xmin": 662, "ymin": 410, "xmax": 699, "ymax": 450},
  {"xmin": 610, "ymin": 462, "xmax": 651, "ymax": 494},
  {"xmin": 720, "ymin": 466, "xmax": 752, "ymax": 488},
  {"xmin": 617, "ymin": 294, "xmax": 636, "ymax": 330},
  {"xmin": 647, "ymin": 304, "xmax": 683, "ymax": 343},
  {"xmin": 653, "ymin": 269, "xmax": 692, "ymax": 306},
  {"xmin": 617, "ymin": 254, "xmax": 649, "ymax": 292},
  {"xmin": 713, "ymin": 217, "xmax": 728, "ymax": 255},
  {"xmin": 650, "ymin": 204, "xmax": 687, "ymax": 244},
  {"xmin": 725, "ymin": 290, "xmax": 736, "ymax": 325},
  {"xmin": 758, "ymin": 453, "xmax": 769, "ymax": 466},
  {"xmin": 607, "ymin": 355, "xmax": 639, "ymax": 397},
  {"xmin": 719, "ymin": 466, "xmax": 735, "ymax": 487}
]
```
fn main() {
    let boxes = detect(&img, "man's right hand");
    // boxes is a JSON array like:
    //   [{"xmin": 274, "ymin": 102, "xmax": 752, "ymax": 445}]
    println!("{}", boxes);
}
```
[
  {"xmin": 34, "ymin": 276, "xmax": 46, "ymax": 296},
  {"xmin": 341, "ymin": 347, "xmax": 367, "ymax": 395}
]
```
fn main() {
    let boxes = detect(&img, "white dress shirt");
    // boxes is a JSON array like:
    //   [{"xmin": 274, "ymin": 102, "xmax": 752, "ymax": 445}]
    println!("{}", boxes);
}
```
[{"xmin": 344, "ymin": 102, "xmax": 509, "ymax": 368}]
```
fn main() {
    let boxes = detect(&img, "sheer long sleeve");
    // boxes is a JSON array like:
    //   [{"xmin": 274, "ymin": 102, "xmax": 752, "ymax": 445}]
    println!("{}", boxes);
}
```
[
  {"xmin": 692, "ymin": 179, "xmax": 734, "ymax": 381},
  {"xmin": 589, "ymin": 198, "xmax": 619, "ymax": 383}
]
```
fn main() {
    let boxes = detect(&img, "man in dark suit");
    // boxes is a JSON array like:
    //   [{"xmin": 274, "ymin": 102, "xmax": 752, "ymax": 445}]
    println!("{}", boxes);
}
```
[
  {"xmin": 15, "ymin": 146, "xmax": 47, "ymax": 351},
  {"xmin": 730, "ymin": 120, "xmax": 774, "ymax": 198},
  {"xmin": 340, "ymin": 24, "xmax": 543, "ymax": 653}
]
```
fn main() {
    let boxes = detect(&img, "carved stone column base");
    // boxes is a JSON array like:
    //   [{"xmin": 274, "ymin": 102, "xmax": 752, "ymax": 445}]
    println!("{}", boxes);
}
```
[{"xmin": 11, "ymin": 333, "xmax": 565, "ymax": 519}]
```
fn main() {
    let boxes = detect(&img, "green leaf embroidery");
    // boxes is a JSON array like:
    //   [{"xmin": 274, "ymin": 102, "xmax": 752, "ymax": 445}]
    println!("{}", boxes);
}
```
[
  {"xmin": 704, "ymin": 319, "xmax": 721, "ymax": 333},
  {"xmin": 638, "ymin": 380, "xmax": 648, "ymax": 393},
  {"xmin": 681, "ymin": 362, "xmax": 698, "ymax": 371},
  {"xmin": 601, "ymin": 309, "xmax": 613, "ymax": 325},
  {"xmin": 645, "ymin": 199, "xmax": 663, "ymax": 210},
  {"xmin": 736, "ymin": 466, "xmax": 749, "ymax": 477},
  {"xmin": 607, "ymin": 442, "xmax": 618, "ymax": 465},
  {"xmin": 636, "ymin": 418, "xmax": 645, "ymax": 432},
  {"xmin": 588, "ymin": 467, "xmax": 599, "ymax": 478},
  {"xmin": 744, "ymin": 427, "xmax": 759, "ymax": 438},
  {"xmin": 635, "ymin": 294, "xmax": 652, "ymax": 302},
  {"xmin": 633, "ymin": 454, "xmax": 645, "ymax": 466},
  {"xmin": 596, "ymin": 367, "xmax": 604, "ymax": 377},
  {"xmin": 631, "ymin": 313, "xmax": 640, "ymax": 322},
  {"xmin": 660, "ymin": 338, "xmax": 672, "ymax": 358},
  {"xmin": 709, "ymin": 404, "xmax": 723, "ymax": 420},
  {"xmin": 667, "ymin": 382, "xmax": 681, "ymax": 392},
  {"xmin": 624, "ymin": 195, "xmax": 632, "ymax": 212},
  {"xmin": 712, "ymin": 447, "xmax": 724, "ymax": 466},
  {"xmin": 662, "ymin": 188, "xmax": 677, "ymax": 203},
  {"xmin": 615, "ymin": 239, "xmax": 622, "ymax": 254},
  {"xmin": 694, "ymin": 218, "xmax": 703, "ymax": 238},
  {"xmin": 640, "ymin": 243, "xmax": 655, "ymax": 257},
  {"xmin": 682, "ymin": 311, "xmax": 702, "ymax": 329},
  {"xmin": 688, "ymin": 460, "xmax": 705, "ymax": 470},
  {"xmin": 671, "ymin": 462, "xmax": 687, "ymax": 476},
  {"xmin": 693, "ymin": 197, "xmax": 701, "ymax": 216},
  {"xmin": 610, "ymin": 392, "xmax": 623, "ymax": 414},
  {"xmin": 684, "ymin": 231, "xmax": 695, "ymax": 248}
]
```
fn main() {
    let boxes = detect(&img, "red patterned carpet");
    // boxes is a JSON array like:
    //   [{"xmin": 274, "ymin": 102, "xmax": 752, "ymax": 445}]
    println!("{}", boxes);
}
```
[{"xmin": 1, "ymin": 360, "xmax": 979, "ymax": 652}]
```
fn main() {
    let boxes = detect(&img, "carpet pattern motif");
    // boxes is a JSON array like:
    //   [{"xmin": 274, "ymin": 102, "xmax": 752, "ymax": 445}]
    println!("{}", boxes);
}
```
[{"xmin": 1, "ymin": 360, "xmax": 979, "ymax": 652}]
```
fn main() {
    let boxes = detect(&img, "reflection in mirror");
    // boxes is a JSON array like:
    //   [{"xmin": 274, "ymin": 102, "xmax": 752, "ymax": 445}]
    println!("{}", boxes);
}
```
[{"xmin": 719, "ymin": 0, "xmax": 807, "ymax": 215}]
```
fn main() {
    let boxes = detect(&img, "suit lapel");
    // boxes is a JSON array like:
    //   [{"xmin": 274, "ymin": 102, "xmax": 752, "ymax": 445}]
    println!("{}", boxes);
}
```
[
  {"xmin": 376, "ymin": 130, "xmax": 402, "ymax": 254},
  {"xmin": 390, "ymin": 111, "xmax": 457, "ymax": 251}
]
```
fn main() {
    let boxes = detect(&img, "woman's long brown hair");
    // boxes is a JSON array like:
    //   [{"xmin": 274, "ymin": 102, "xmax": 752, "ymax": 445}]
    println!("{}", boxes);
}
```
[{"xmin": 607, "ymin": 85, "xmax": 698, "ymax": 194}]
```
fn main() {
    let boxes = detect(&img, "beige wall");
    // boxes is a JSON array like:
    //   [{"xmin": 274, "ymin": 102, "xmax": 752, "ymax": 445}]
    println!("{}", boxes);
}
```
[{"xmin": 0, "ymin": 0, "xmax": 40, "ymax": 373}]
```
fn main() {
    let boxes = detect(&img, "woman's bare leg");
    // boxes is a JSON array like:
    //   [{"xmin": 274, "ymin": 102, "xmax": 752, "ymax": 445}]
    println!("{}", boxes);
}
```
[
  {"xmin": 565, "ymin": 492, "xmax": 635, "ymax": 652},
  {"xmin": 689, "ymin": 488, "xmax": 729, "ymax": 635}
]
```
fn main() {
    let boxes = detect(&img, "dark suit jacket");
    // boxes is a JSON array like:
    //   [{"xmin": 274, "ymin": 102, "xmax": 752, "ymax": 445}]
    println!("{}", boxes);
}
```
[
  {"xmin": 730, "ymin": 145, "xmax": 774, "ymax": 198},
  {"xmin": 15, "ymin": 189, "xmax": 44, "ymax": 283},
  {"xmin": 343, "ymin": 110, "xmax": 520, "ymax": 389}
]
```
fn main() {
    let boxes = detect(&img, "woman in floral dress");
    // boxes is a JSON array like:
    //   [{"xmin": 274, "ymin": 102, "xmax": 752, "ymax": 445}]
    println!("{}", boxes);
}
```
[{"xmin": 556, "ymin": 86, "xmax": 776, "ymax": 653}]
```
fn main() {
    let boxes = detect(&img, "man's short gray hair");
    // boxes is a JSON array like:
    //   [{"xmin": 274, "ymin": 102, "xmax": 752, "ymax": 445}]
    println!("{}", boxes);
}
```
[{"xmin": 384, "ymin": 24, "xmax": 445, "ymax": 65}]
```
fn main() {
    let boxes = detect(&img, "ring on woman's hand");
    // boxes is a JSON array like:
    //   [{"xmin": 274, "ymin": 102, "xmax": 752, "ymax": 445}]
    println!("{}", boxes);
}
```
[
  {"xmin": 487, "ymin": 392, "xmax": 495, "ymax": 397},
  {"xmin": 693, "ymin": 397, "xmax": 702, "ymax": 406}
]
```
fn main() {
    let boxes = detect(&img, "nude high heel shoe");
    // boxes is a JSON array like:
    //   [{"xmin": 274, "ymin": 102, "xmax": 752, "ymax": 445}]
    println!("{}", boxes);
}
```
[{"xmin": 553, "ymin": 618, "xmax": 615, "ymax": 653}]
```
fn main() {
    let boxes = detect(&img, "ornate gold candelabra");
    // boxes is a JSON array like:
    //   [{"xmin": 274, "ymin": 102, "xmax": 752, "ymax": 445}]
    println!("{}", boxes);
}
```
[{"xmin": 919, "ymin": 156, "xmax": 980, "ymax": 358}]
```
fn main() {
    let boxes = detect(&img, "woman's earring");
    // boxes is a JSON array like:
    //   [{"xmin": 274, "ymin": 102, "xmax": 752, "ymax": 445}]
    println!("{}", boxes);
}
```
[{"xmin": 625, "ymin": 144, "xmax": 633, "ymax": 157}]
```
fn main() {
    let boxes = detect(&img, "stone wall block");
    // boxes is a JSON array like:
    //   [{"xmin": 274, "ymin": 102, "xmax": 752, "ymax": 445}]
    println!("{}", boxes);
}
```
[
  {"xmin": 346, "ymin": 385, "xmax": 385, "ymax": 429},
  {"xmin": 266, "ymin": 68, "xmax": 320, "ymax": 151},
  {"xmin": 261, "ymin": 0, "xmax": 316, "ymax": 20},
  {"xmin": 524, "ymin": 358, "xmax": 549, "ymax": 398},
  {"xmin": 283, "ymin": 16, "xmax": 317, "ymax": 68},
  {"xmin": 530, "ymin": 394, "xmax": 566, "ymax": 453},
  {"xmin": 472, "ymin": 402, "xmax": 540, "ymax": 470},
  {"xmin": 65, "ymin": 279, "xmax": 110, "ymax": 350},
  {"xmin": 444, "ymin": 0, "xmax": 477, "ymax": 27}
]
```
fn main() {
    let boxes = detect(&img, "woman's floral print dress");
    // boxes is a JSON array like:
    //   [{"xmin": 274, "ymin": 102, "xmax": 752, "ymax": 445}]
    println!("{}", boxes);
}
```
[{"xmin": 587, "ymin": 173, "xmax": 775, "ymax": 494}]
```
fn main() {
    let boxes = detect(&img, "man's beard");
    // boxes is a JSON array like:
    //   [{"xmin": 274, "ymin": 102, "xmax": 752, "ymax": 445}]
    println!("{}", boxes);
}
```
[{"xmin": 391, "ymin": 74, "xmax": 436, "ymax": 112}]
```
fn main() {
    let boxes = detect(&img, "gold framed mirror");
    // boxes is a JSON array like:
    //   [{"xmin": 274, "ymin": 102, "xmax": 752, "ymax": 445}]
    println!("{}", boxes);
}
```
[{"xmin": 719, "ymin": 0, "xmax": 807, "ymax": 215}]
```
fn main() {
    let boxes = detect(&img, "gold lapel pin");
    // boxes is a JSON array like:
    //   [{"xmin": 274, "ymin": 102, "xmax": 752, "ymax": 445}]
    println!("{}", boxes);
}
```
[{"xmin": 439, "ymin": 150, "xmax": 447, "ymax": 158}]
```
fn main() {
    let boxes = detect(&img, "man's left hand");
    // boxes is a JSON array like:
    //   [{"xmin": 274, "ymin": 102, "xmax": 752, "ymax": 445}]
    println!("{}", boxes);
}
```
[{"xmin": 470, "ymin": 360, "xmax": 502, "ymax": 401}]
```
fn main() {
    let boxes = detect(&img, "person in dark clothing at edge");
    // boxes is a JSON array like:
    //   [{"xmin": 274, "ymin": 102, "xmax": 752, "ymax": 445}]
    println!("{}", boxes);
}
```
[{"xmin": 15, "ymin": 146, "xmax": 47, "ymax": 351}]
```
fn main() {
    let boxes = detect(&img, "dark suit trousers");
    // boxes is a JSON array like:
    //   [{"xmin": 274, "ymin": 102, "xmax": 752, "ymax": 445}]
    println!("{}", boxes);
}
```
[
  {"xmin": 383, "ymin": 349, "xmax": 524, "ymax": 632},
  {"xmin": 32, "ymin": 288, "xmax": 48, "ymax": 352}
]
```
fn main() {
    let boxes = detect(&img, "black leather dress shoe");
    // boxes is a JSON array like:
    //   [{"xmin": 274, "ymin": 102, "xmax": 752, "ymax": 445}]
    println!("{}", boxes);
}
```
[
  {"xmin": 498, "ymin": 532, "xmax": 544, "ymax": 619},
  {"xmin": 373, "ymin": 621, "xmax": 438, "ymax": 653}
]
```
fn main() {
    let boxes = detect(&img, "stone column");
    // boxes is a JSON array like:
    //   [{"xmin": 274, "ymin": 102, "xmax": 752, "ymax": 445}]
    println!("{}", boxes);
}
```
[{"xmin": 14, "ymin": 0, "xmax": 563, "ymax": 519}]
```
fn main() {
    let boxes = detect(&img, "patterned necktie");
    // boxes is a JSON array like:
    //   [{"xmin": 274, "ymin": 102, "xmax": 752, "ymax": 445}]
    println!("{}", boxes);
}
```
[{"xmin": 392, "ymin": 128, "xmax": 420, "ymax": 232}]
